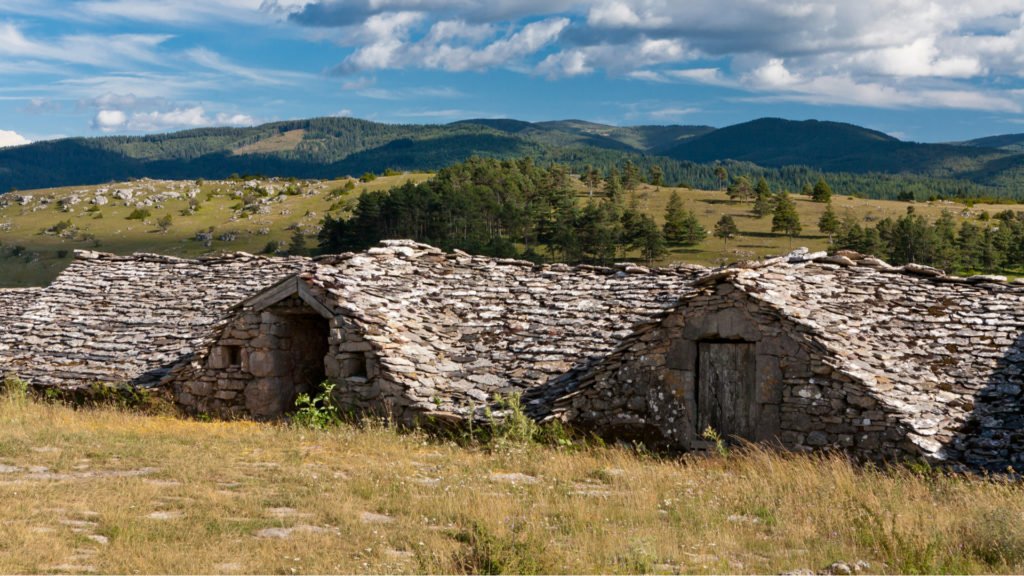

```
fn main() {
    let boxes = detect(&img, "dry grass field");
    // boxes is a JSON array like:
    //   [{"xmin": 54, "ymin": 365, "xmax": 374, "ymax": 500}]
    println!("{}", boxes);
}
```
[{"xmin": 1, "ymin": 388, "xmax": 1023, "ymax": 574}]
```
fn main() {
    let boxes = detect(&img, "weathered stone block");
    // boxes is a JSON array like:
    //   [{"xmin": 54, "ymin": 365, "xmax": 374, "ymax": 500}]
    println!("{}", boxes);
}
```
[
  {"xmin": 188, "ymin": 380, "xmax": 213, "ymax": 397},
  {"xmin": 666, "ymin": 338, "xmax": 694, "ymax": 371},
  {"xmin": 248, "ymin": 350, "xmax": 286, "ymax": 377}
]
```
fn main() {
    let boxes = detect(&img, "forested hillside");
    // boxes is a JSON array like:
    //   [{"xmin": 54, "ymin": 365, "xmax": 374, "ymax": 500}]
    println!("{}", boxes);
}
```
[{"xmin": 3, "ymin": 116, "xmax": 1024, "ymax": 200}]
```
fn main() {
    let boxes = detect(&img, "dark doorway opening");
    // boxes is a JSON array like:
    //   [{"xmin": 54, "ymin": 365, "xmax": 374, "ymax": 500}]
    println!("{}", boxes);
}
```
[
  {"xmin": 696, "ymin": 341, "xmax": 758, "ymax": 442},
  {"xmin": 279, "ymin": 311, "xmax": 330, "ymax": 409}
]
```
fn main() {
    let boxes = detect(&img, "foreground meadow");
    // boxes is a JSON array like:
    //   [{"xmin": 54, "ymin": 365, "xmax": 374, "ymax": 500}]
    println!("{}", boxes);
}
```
[{"xmin": 0, "ymin": 392, "xmax": 1022, "ymax": 574}]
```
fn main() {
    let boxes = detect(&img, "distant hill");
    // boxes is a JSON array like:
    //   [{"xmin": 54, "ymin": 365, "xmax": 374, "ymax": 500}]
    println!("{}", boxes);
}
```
[
  {"xmin": 960, "ymin": 133, "xmax": 1024, "ymax": 153},
  {"xmin": 662, "ymin": 117, "xmax": 1005, "ymax": 175},
  {"xmin": 0, "ymin": 117, "xmax": 712, "ymax": 192},
  {"xmin": 2, "ymin": 115, "xmax": 1024, "ymax": 198}
]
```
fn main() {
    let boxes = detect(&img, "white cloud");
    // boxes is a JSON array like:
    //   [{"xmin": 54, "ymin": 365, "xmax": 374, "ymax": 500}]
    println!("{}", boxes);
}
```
[
  {"xmin": 93, "ymin": 109, "xmax": 127, "ymax": 131},
  {"xmin": 338, "ymin": 15, "xmax": 569, "ymax": 73},
  {"xmin": 356, "ymin": 85, "xmax": 464, "ymax": 100},
  {"xmin": 214, "ymin": 112, "xmax": 256, "ymax": 126},
  {"xmin": 0, "ymin": 23, "xmax": 172, "ymax": 68},
  {"xmin": 92, "ymin": 106, "xmax": 255, "ymax": 132},
  {"xmin": 648, "ymin": 107, "xmax": 699, "ymax": 119},
  {"xmin": 587, "ymin": 1, "xmax": 641, "ymax": 27},
  {"xmin": 537, "ymin": 37, "xmax": 695, "ymax": 78},
  {"xmin": 74, "ymin": 0, "xmax": 275, "ymax": 25},
  {"xmin": 665, "ymin": 68, "xmax": 732, "ymax": 86},
  {"xmin": 0, "ymin": 129, "xmax": 31, "ymax": 148},
  {"xmin": 186, "ymin": 47, "xmax": 312, "ymax": 85},
  {"xmin": 748, "ymin": 58, "xmax": 799, "ymax": 88},
  {"xmin": 537, "ymin": 49, "xmax": 592, "ymax": 77},
  {"xmin": 850, "ymin": 37, "xmax": 985, "ymax": 78},
  {"xmin": 6, "ymin": 0, "xmax": 1024, "ymax": 121}
]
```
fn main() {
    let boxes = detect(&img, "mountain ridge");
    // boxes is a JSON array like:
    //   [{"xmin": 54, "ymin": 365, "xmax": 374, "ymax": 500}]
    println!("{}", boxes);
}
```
[{"xmin": 2, "ymin": 115, "xmax": 1023, "ymax": 197}]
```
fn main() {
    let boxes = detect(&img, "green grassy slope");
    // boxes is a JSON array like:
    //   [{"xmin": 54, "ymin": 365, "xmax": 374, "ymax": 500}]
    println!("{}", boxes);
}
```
[
  {"xmin": 0, "ymin": 174, "xmax": 430, "ymax": 287},
  {"xmin": 4, "ymin": 174, "xmax": 1023, "ymax": 287}
]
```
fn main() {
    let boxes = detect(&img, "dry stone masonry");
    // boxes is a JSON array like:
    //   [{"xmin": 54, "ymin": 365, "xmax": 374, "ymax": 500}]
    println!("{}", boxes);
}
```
[
  {"xmin": 0, "ymin": 288, "xmax": 41, "ymax": 333},
  {"xmin": 0, "ymin": 251, "xmax": 307, "ymax": 389},
  {"xmin": 550, "ymin": 250, "xmax": 1024, "ymax": 471},
  {"xmin": 2, "ymin": 240, "xmax": 1023, "ymax": 471},
  {"xmin": 169, "ymin": 240, "xmax": 706, "ymax": 423}
]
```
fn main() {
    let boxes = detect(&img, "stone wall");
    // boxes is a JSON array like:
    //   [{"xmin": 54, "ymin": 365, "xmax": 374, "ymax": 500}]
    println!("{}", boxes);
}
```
[
  {"xmin": 175, "ymin": 294, "xmax": 390, "ymax": 420},
  {"xmin": 554, "ymin": 284, "xmax": 913, "ymax": 462},
  {"xmin": 170, "ymin": 240, "xmax": 707, "ymax": 424}
]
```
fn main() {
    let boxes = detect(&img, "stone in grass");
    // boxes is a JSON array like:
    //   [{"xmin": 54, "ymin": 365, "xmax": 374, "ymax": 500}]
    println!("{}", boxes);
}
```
[
  {"xmin": 488, "ymin": 472, "xmax": 539, "ymax": 485},
  {"xmin": 146, "ymin": 511, "xmax": 183, "ymax": 521},
  {"xmin": 359, "ymin": 511, "xmax": 394, "ymax": 524},
  {"xmin": 255, "ymin": 525, "xmax": 328, "ymax": 539},
  {"xmin": 45, "ymin": 564, "xmax": 97, "ymax": 573}
]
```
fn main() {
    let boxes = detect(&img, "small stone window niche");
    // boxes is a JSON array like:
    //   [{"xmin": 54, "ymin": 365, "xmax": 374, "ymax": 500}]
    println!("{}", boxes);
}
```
[
  {"xmin": 340, "ymin": 353, "xmax": 367, "ymax": 380},
  {"xmin": 225, "ymin": 345, "xmax": 242, "ymax": 368},
  {"xmin": 210, "ymin": 344, "xmax": 244, "ymax": 370}
]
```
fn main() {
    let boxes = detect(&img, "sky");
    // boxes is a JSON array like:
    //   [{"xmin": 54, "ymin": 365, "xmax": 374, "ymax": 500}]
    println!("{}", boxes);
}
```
[{"xmin": 1, "ymin": 0, "xmax": 1024, "ymax": 148}]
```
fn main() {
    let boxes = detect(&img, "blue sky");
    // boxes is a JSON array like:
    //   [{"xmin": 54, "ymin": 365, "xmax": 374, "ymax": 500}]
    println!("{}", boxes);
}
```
[{"xmin": 1, "ymin": 0, "xmax": 1024, "ymax": 148}]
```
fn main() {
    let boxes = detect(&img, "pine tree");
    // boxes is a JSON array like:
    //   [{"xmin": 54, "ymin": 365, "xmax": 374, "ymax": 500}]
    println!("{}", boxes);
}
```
[
  {"xmin": 287, "ymin": 228, "xmax": 308, "ymax": 256},
  {"xmin": 622, "ymin": 160, "xmax": 640, "ymax": 191},
  {"xmin": 604, "ymin": 168, "xmax": 623, "ymax": 204},
  {"xmin": 932, "ymin": 209, "xmax": 959, "ymax": 271},
  {"xmin": 662, "ymin": 190, "xmax": 686, "ymax": 243},
  {"xmin": 631, "ymin": 214, "xmax": 666, "ymax": 263},
  {"xmin": 811, "ymin": 177, "xmax": 832, "ymax": 203},
  {"xmin": 582, "ymin": 164, "xmax": 596, "ymax": 196},
  {"xmin": 772, "ymin": 191, "xmax": 802, "ymax": 245},
  {"xmin": 727, "ymin": 175, "xmax": 754, "ymax": 200},
  {"xmin": 648, "ymin": 165, "xmax": 664, "ymax": 187},
  {"xmin": 714, "ymin": 214, "xmax": 739, "ymax": 249},
  {"xmin": 817, "ymin": 202, "xmax": 839, "ymax": 244},
  {"xmin": 752, "ymin": 177, "xmax": 774, "ymax": 217},
  {"xmin": 714, "ymin": 165, "xmax": 728, "ymax": 190},
  {"xmin": 680, "ymin": 210, "xmax": 706, "ymax": 245}
]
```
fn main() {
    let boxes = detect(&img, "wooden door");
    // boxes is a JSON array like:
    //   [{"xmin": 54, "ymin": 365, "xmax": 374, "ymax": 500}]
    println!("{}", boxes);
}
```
[{"xmin": 697, "ymin": 342, "xmax": 757, "ymax": 441}]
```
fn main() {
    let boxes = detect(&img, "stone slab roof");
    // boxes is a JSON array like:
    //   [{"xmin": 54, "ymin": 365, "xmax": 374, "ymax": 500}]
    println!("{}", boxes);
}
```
[
  {"xmin": 558, "ymin": 250, "xmax": 1024, "ymax": 463},
  {"xmin": 0, "ymin": 251, "xmax": 308, "ymax": 389},
  {"xmin": 0, "ymin": 288, "xmax": 41, "ymax": 333},
  {"xmin": 204, "ymin": 240, "xmax": 707, "ymax": 418}
]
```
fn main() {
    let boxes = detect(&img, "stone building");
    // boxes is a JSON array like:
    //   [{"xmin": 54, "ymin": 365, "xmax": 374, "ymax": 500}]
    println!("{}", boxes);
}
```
[
  {"xmin": 0, "ymin": 251, "xmax": 307, "ymax": 390},
  {"xmin": 168, "ymin": 240, "xmax": 705, "ymax": 421},
  {"xmin": 549, "ymin": 251, "xmax": 1024, "ymax": 471},
  {"xmin": 3, "ymin": 241, "xmax": 1022, "ymax": 470}
]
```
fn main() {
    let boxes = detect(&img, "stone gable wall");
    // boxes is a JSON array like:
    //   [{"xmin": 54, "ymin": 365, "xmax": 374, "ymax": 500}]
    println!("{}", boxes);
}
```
[
  {"xmin": 555, "ymin": 284, "xmax": 914, "ymax": 462},
  {"xmin": 175, "ymin": 294, "xmax": 393, "ymax": 420}
]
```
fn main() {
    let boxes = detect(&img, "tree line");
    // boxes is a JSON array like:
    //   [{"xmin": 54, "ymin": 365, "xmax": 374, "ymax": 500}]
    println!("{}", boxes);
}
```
[
  {"xmin": 318, "ymin": 156, "xmax": 676, "ymax": 264},
  {"xmin": 829, "ymin": 207, "xmax": 1024, "ymax": 274}
]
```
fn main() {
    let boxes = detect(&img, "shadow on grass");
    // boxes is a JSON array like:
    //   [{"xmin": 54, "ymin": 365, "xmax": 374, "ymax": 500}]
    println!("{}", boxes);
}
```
[
  {"xmin": 699, "ymin": 198, "xmax": 745, "ymax": 206},
  {"xmin": 665, "ymin": 246, "xmax": 704, "ymax": 255}
]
